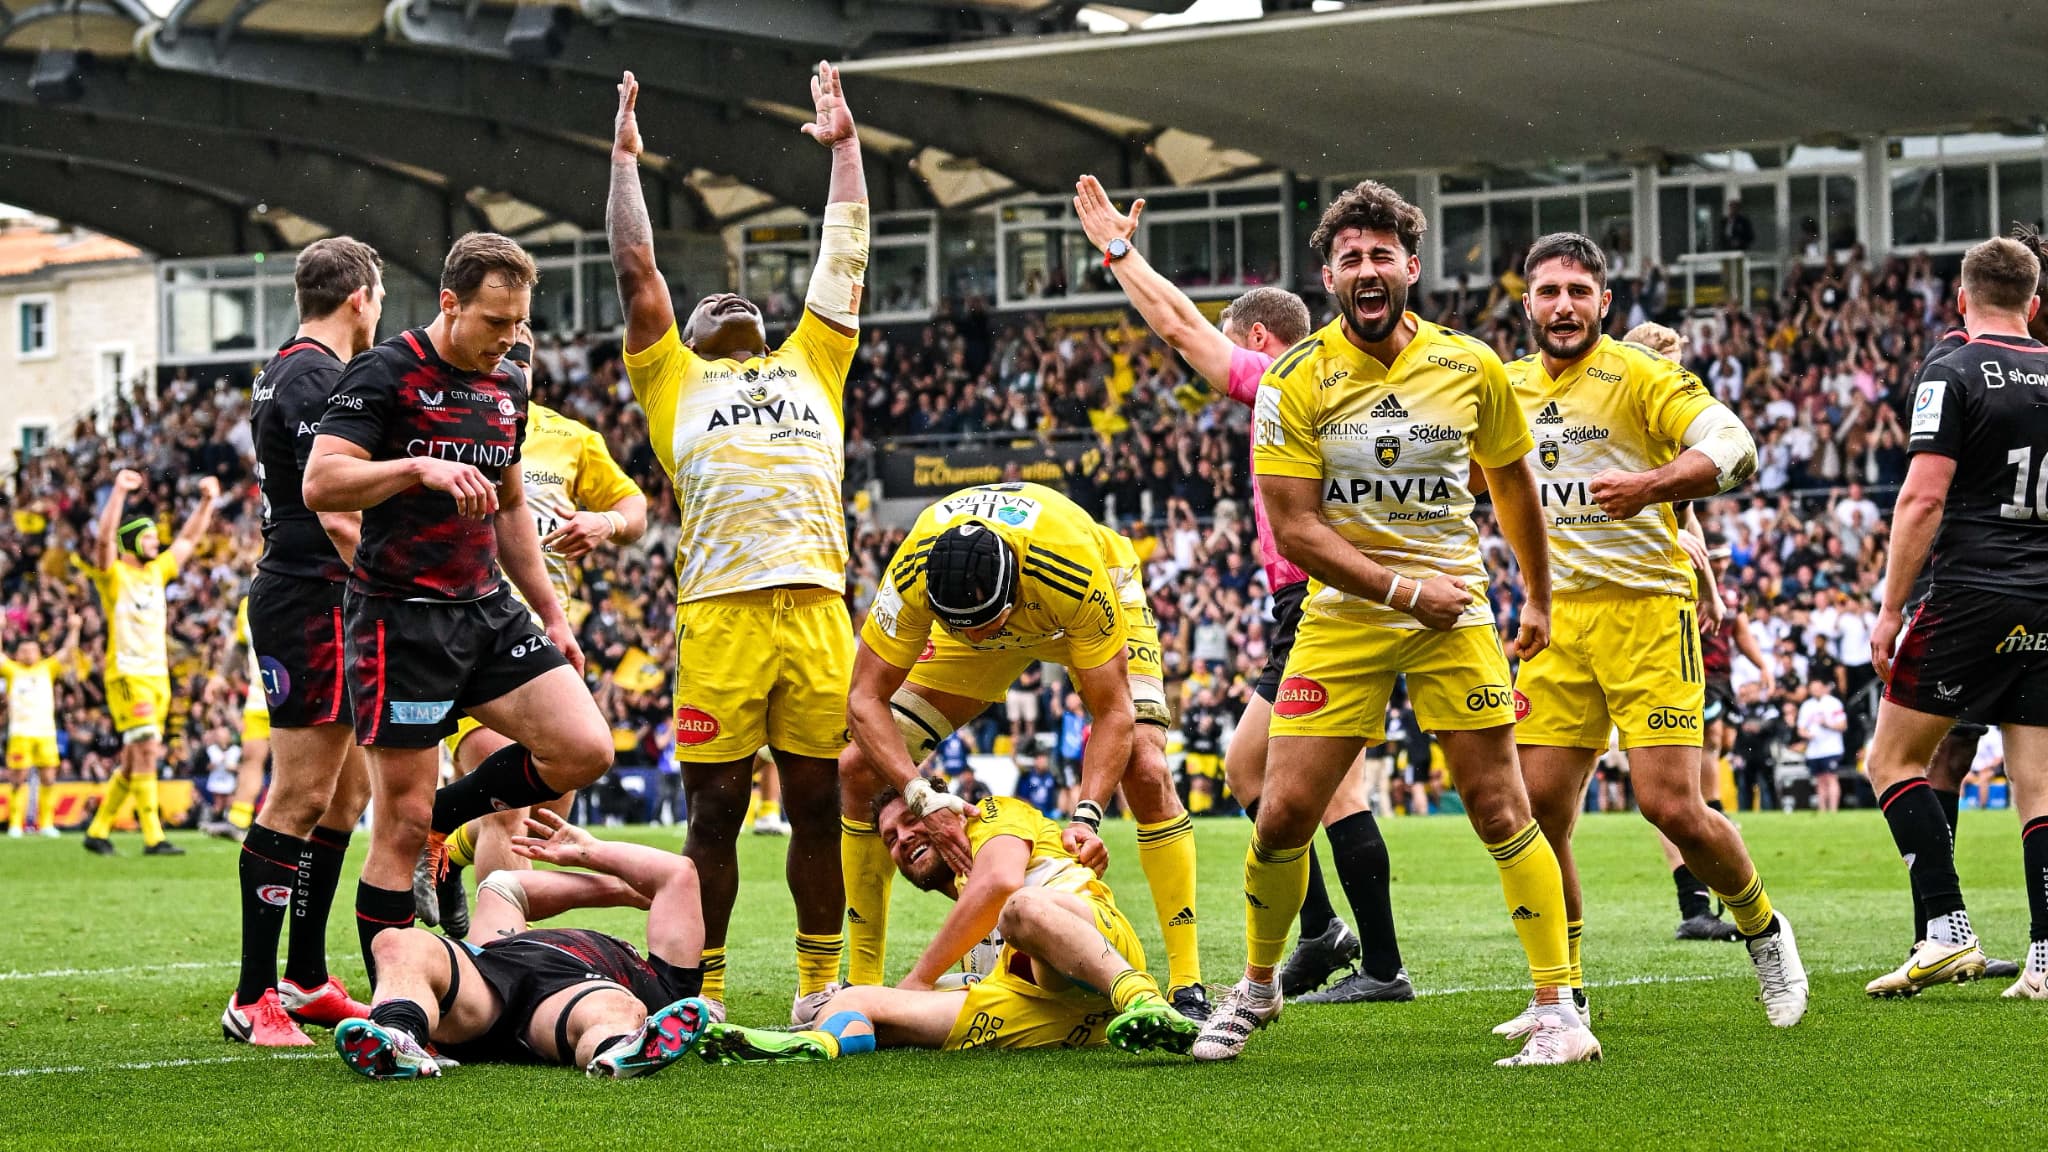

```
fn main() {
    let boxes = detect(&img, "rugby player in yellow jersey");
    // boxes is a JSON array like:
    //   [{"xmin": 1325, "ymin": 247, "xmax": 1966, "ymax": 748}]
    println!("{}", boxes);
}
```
[
  {"xmin": 840, "ymin": 483, "xmax": 1207, "ymax": 1019},
  {"xmin": 5, "ymin": 613, "xmax": 80, "ymax": 837},
  {"xmin": 609, "ymin": 64, "xmax": 866, "ymax": 1022},
  {"xmin": 79, "ymin": 468, "xmax": 220, "ymax": 856},
  {"xmin": 426, "ymin": 328, "xmax": 647, "ymax": 936},
  {"xmin": 201, "ymin": 596, "xmax": 268, "ymax": 841},
  {"xmin": 1201, "ymin": 181, "xmax": 1591, "ymax": 1067},
  {"xmin": 693, "ymin": 792, "xmax": 1196, "ymax": 1063},
  {"xmin": 1503, "ymin": 233, "xmax": 1807, "ymax": 1032}
]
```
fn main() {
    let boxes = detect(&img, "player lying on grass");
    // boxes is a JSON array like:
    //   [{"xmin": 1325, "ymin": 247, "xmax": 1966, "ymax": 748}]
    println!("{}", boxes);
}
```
[
  {"xmin": 695, "ymin": 791, "xmax": 1197, "ymax": 1062},
  {"xmin": 334, "ymin": 810, "xmax": 709, "ymax": 1080}
]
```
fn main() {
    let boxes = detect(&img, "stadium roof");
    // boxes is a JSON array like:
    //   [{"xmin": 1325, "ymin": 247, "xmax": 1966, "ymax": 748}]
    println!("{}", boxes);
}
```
[{"xmin": 0, "ymin": 0, "xmax": 2044, "ymax": 269}]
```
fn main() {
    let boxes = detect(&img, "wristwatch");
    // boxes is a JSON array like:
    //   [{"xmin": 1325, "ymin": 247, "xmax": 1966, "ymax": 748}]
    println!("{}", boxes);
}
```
[{"xmin": 1102, "ymin": 237, "xmax": 1131, "ymax": 266}]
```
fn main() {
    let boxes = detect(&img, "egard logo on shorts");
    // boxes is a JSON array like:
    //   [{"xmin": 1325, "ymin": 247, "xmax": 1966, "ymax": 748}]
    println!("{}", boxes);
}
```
[
  {"xmin": 675, "ymin": 706, "xmax": 721, "ymax": 745},
  {"xmin": 1274, "ymin": 676, "xmax": 1327, "ymax": 717},
  {"xmin": 257, "ymin": 884, "xmax": 293, "ymax": 907},
  {"xmin": 1465, "ymin": 684, "xmax": 1511, "ymax": 712},
  {"xmin": 389, "ymin": 699, "xmax": 454, "ymax": 726},
  {"xmin": 1513, "ymin": 689, "xmax": 1531, "ymax": 721},
  {"xmin": 1647, "ymin": 706, "xmax": 1700, "ymax": 732},
  {"xmin": 1996, "ymin": 625, "xmax": 2048, "ymax": 655}
]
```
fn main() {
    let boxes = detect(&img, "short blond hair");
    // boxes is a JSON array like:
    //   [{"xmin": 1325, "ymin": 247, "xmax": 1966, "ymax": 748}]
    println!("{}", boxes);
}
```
[{"xmin": 1623, "ymin": 322, "xmax": 1686, "ymax": 362}]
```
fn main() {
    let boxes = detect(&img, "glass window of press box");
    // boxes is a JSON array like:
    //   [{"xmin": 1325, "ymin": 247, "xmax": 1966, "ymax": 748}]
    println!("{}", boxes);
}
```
[
  {"xmin": 1887, "ymin": 132, "xmax": 2047, "ymax": 253},
  {"xmin": 993, "ymin": 178, "xmax": 1290, "ymax": 310}
]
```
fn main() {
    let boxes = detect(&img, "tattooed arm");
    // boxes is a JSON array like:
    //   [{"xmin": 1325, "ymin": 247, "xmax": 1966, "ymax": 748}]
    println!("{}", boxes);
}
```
[{"xmin": 608, "ymin": 71, "xmax": 675, "ymax": 356}]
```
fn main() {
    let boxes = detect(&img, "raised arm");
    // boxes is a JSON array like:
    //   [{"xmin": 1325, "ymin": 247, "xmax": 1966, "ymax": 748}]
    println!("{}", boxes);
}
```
[
  {"xmin": 1073, "ymin": 175, "xmax": 1235, "ymax": 388},
  {"xmin": 97, "ymin": 469, "xmax": 142, "ymax": 570},
  {"xmin": 608, "ymin": 71, "xmax": 675, "ymax": 356},
  {"xmin": 801, "ymin": 60, "xmax": 867, "ymax": 339},
  {"xmin": 168, "ymin": 475, "xmax": 221, "ymax": 568}
]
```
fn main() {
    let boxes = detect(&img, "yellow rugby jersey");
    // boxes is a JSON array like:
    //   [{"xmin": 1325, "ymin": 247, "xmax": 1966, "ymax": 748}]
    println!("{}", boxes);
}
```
[
  {"xmin": 624, "ymin": 311, "xmax": 854, "ymax": 604},
  {"xmin": 863, "ymin": 483, "xmax": 1124, "ymax": 670},
  {"xmin": 959, "ymin": 795, "xmax": 1105, "ymax": 900},
  {"xmin": 1507, "ymin": 336, "xmax": 1719, "ymax": 597},
  {"xmin": 1, "ymin": 656, "xmax": 61, "ymax": 739},
  {"xmin": 1253, "ymin": 314, "xmax": 1531, "ymax": 629},
  {"xmin": 517, "ymin": 403, "xmax": 643, "ymax": 606},
  {"xmin": 79, "ymin": 554, "xmax": 178, "ymax": 678},
  {"xmin": 235, "ymin": 596, "xmax": 265, "ymax": 713}
]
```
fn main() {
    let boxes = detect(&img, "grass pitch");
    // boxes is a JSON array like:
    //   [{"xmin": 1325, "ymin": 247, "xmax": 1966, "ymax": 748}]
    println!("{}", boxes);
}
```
[{"xmin": 2, "ymin": 809, "xmax": 2044, "ymax": 1150}]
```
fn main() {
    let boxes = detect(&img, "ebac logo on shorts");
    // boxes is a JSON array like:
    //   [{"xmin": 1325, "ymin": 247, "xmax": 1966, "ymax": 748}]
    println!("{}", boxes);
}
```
[
  {"xmin": 1465, "ymin": 684, "xmax": 1512, "ymax": 712},
  {"xmin": 1513, "ymin": 689, "xmax": 1531, "ymax": 721},
  {"xmin": 1647, "ymin": 706, "xmax": 1699, "ymax": 732},
  {"xmin": 675, "ymin": 706, "xmax": 721, "ymax": 745},
  {"xmin": 1273, "ymin": 676, "xmax": 1327, "ymax": 717}
]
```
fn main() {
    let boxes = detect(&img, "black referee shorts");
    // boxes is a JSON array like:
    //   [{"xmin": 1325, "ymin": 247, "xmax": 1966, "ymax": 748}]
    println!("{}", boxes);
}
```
[
  {"xmin": 1886, "ymin": 586, "xmax": 2048, "ymax": 727},
  {"xmin": 248, "ymin": 571, "xmax": 349, "ymax": 730},
  {"xmin": 1254, "ymin": 582, "xmax": 1311, "ymax": 705},
  {"xmin": 343, "ymin": 585, "xmax": 568, "ymax": 748}
]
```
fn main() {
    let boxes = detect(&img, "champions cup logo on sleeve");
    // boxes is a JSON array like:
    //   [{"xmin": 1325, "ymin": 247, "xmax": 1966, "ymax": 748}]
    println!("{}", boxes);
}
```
[
  {"xmin": 1911, "ymin": 380, "xmax": 1944, "ymax": 435},
  {"xmin": 674, "ymin": 706, "xmax": 721, "ymax": 745},
  {"xmin": 1273, "ymin": 676, "xmax": 1327, "ymax": 717}
]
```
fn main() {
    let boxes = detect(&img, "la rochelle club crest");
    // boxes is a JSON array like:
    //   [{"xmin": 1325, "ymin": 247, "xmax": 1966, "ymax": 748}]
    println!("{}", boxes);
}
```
[
  {"xmin": 1539, "ymin": 440, "xmax": 1560, "ymax": 470},
  {"xmin": 1375, "ymin": 436, "xmax": 1400, "ymax": 467}
]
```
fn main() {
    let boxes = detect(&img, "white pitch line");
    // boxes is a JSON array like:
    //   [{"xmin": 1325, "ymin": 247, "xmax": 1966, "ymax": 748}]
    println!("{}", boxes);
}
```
[
  {"xmin": 3, "ymin": 1053, "xmax": 325, "ymax": 1078},
  {"xmin": 0, "ymin": 961, "xmax": 235, "ymax": 982}
]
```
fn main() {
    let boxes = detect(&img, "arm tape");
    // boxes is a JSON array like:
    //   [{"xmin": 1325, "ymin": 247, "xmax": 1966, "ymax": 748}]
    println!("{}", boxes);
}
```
[
  {"xmin": 804, "ymin": 201, "xmax": 869, "ymax": 328},
  {"xmin": 1681, "ymin": 405, "xmax": 1756, "ymax": 492}
]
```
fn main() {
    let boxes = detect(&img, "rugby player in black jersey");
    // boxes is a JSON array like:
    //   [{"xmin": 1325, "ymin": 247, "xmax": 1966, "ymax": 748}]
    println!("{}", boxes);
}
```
[
  {"xmin": 304, "ymin": 233, "xmax": 612, "ymax": 979},
  {"xmin": 1868, "ymin": 234, "xmax": 2048, "ymax": 999},
  {"xmin": 224, "ymin": 238, "xmax": 383, "ymax": 1047}
]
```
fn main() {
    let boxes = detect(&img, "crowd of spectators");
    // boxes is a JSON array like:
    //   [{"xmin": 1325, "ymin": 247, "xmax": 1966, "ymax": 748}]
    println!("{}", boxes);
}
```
[{"xmin": 0, "ymin": 239, "xmax": 2004, "ymax": 825}]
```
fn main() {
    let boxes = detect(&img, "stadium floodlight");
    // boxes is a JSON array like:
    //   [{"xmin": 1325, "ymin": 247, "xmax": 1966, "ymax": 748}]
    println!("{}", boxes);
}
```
[{"xmin": 29, "ymin": 50, "xmax": 88, "ymax": 105}]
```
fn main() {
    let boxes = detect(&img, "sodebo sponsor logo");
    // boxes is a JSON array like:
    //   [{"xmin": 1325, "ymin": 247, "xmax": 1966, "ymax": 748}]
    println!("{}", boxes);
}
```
[
  {"xmin": 1647, "ymin": 706, "xmax": 1699, "ymax": 731},
  {"xmin": 1465, "ymin": 684, "xmax": 1512, "ymax": 712},
  {"xmin": 1274, "ymin": 676, "xmax": 1327, "ymax": 717},
  {"xmin": 675, "ymin": 706, "xmax": 721, "ymax": 745}
]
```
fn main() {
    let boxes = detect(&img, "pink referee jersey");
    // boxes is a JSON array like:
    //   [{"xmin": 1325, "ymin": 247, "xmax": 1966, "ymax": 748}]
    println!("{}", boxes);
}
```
[{"xmin": 1225, "ymin": 345, "xmax": 1308, "ymax": 590}]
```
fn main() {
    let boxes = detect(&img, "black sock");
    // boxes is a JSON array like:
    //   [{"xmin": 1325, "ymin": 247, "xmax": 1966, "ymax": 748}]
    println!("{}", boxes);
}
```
[
  {"xmin": 1935, "ymin": 787, "xmax": 1962, "ymax": 836},
  {"xmin": 1705, "ymin": 797, "xmax": 1725, "ymax": 813},
  {"xmin": 650, "ymin": 954, "xmax": 704, "ymax": 1000},
  {"xmin": 1326, "ymin": 811, "xmax": 1402, "ymax": 980},
  {"xmin": 368, "ymin": 997, "xmax": 431, "ymax": 1041},
  {"xmin": 1878, "ymin": 779, "xmax": 1966, "ymax": 925},
  {"xmin": 285, "ymin": 826, "xmax": 351, "ymax": 990},
  {"xmin": 355, "ymin": 881, "xmax": 416, "ymax": 987},
  {"xmin": 1672, "ymin": 864, "xmax": 1712, "ymax": 921},
  {"xmin": 236, "ymin": 824, "xmax": 305, "ymax": 1006},
  {"xmin": 1296, "ymin": 844, "xmax": 1339, "ymax": 937},
  {"xmin": 2025, "ymin": 817, "xmax": 2048, "ymax": 947},
  {"xmin": 431, "ymin": 743, "xmax": 560, "ymax": 835}
]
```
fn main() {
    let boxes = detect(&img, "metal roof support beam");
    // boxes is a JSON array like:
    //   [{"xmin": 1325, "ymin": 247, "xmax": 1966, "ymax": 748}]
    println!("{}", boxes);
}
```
[
  {"xmin": 0, "ymin": 56, "xmax": 696, "ymax": 234},
  {"xmin": 0, "ymin": 104, "xmax": 468, "ymax": 279},
  {"xmin": 395, "ymin": 0, "xmax": 1156, "ymax": 192},
  {"xmin": 142, "ymin": 27, "xmax": 930, "ymax": 214},
  {"xmin": 0, "ymin": 147, "xmax": 266, "ymax": 256},
  {"xmin": 578, "ymin": 0, "xmax": 955, "ymax": 52}
]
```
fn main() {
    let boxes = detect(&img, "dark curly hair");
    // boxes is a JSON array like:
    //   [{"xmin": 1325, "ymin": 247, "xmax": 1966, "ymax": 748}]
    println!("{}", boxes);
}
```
[
  {"xmin": 1311, "ymin": 181, "xmax": 1426, "ymax": 262},
  {"xmin": 2010, "ymin": 221, "xmax": 2048, "ymax": 295}
]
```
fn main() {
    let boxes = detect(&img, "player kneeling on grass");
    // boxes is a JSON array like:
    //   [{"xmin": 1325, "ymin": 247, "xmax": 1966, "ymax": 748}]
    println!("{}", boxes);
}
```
[
  {"xmin": 697, "ymin": 791, "xmax": 1196, "ymax": 1063},
  {"xmin": 334, "ymin": 810, "xmax": 709, "ymax": 1080}
]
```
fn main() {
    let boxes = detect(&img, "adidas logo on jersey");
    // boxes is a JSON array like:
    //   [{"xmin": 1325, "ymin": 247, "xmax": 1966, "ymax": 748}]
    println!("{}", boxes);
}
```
[
  {"xmin": 1370, "ymin": 394, "xmax": 1409, "ymax": 419},
  {"xmin": 1167, "ymin": 906, "xmax": 1197, "ymax": 927},
  {"xmin": 1510, "ymin": 905, "xmax": 1539, "ymax": 920},
  {"xmin": 1535, "ymin": 401, "xmax": 1564, "ymax": 425}
]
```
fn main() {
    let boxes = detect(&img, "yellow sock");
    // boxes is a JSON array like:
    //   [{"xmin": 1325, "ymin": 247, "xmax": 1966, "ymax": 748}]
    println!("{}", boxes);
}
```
[
  {"xmin": 700, "ymin": 947, "xmax": 727, "ymax": 1004},
  {"xmin": 132, "ymin": 775, "xmax": 165, "ymax": 845},
  {"xmin": 791, "ymin": 1029, "xmax": 843, "ymax": 1058},
  {"xmin": 1137, "ymin": 813, "xmax": 1202, "ymax": 990},
  {"xmin": 7, "ymin": 784, "xmax": 24, "ymax": 832},
  {"xmin": 744, "ymin": 793, "xmax": 762, "ymax": 826},
  {"xmin": 1714, "ymin": 873, "xmax": 1775, "ymax": 938},
  {"xmin": 841, "ymin": 816, "xmax": 894, "ymax": 985},
  {"xmin": 228, "ymin": 801, "xmax": 255, "ymax": 831},
  {"xmin": 795, "ymin": 931, "xmax": 844, "ymax": 996},
  {"xmin": 36, "ymin": 783, "xmax": 56, "ymax": 832},
  {"xmin": 446, "ymin": 822, "xmax": 479, "ymax": 869},
  {"xmin": 758, "ymin": 800, "xmax": 781, "ymax": 824},
  {"xmin": 1566, "ymin": 919, "xmax": 1585, "ymax": 989},
  {"xmin": 1109, "ymin": 968, "xmax": 1164, "ymax": 1013},
  {"xmin": 1487, "ymin": 821, "xmax": 1572, "ymax": 989},
  {"xmin": 1244, "ymin": 833, "xmax": 1310, "ymax": 970},
  {"xmin": 86, "ymin": 774, "xmax": 132, "ymax": 839},
  {"xmin": 1188, "ymin": 788, "xmax": 1213, "ymax": 815}
]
